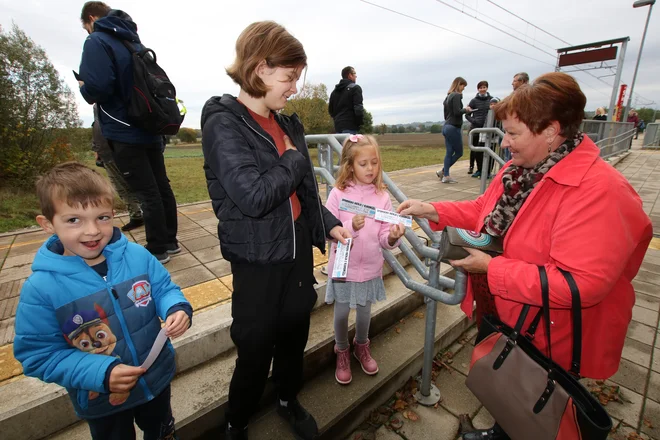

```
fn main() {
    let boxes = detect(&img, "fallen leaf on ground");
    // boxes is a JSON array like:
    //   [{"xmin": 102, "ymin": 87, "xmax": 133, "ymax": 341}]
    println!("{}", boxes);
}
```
[
  {"xmin": 402, "ymin": 410, "xmax": 419, "ymax": 421},
  {"xmin": 644, "ymin": 418, "xmax": 654, "ymax": 428},
  {"xmin": 395, "ymin": 327, "xmax": 401, "ymax": 334},
  {"xmin": 393, "ymin": 399, "xmax": 407, "ymax": 411},
  {"xmin": 413, "ymin": 312, "xmax": 425, "ymax": 319}
]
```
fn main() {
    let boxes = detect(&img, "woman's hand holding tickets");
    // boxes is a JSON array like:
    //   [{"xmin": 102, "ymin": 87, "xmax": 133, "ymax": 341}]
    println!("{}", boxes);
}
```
[
  {"xmin": 352, "ymin": 214, "xmax": 366, "ymax": 231},
  {"xmin": 397, "ymin": 199, "xmax": 439, "ymax": 223},
  {"xmin": 109, "ymin": 364, "xmax": 145, "ymax": 393},
  {"xmin": 165, "ymin": 310, "xmax": 190, "ymax": 338},
  {"xmin": 388, "ymin": 223, "xmax": 405, "ymax": 246},
  {"xmin": 329, "ymin": 225, "xmax": 352, "ymax": 245}
]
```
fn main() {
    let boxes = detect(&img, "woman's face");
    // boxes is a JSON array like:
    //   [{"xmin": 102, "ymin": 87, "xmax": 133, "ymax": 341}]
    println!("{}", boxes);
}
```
[
  {"xmin": 501, "ymin": 114, "xmax": 554, "ymax": 168},
  {"xmin": 258, "ymin": 64, "xmax": 304, "ymax": 111},
  {"xmin": 478, "ymin": 85, "xmax": 488, "ymax": 95},
  {"xmin": 458, "ymin": 84, "xmax": 466, "ymax": 93}
]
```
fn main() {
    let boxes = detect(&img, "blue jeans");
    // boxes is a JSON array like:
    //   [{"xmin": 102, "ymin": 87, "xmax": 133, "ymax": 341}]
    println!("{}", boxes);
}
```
[{"xmin": 442, "ymin": 124, "xmax": 463, "ymax": 177}]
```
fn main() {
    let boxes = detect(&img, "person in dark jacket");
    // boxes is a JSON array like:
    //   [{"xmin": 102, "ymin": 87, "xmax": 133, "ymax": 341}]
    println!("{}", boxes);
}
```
[
  {"xmin": 78, "ymin": 2, "xmax": 178, "ymax": 263},
  {"xmin": 329, "ymin": 66, "xmax": 364, "ymax": 134},
  {"xmin": 436, "ymin": 77, "xmax": 472, "ymax": 184},
  {"xmin": 201, "ymin": 21, "xmax": 351, "ymax": 440},
  {"xmin": 466, "ymin": 81, "xmax": 492, "ymax": 178},
  {"xmin": 593, "ymin": 107, "xmax": 607, "ymax": 121},
  {"xmin": 91, "ymin": 104, "xmax": 144, "ymax": 231}
]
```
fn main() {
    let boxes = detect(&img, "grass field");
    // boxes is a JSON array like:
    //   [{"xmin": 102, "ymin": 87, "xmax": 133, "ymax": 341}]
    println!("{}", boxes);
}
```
[{"xmin": 0, "ymin": 133, "xmax": 464, "ymax": 233}]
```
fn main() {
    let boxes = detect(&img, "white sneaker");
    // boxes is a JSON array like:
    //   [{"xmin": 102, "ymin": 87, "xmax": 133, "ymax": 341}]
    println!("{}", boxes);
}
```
[{"xmin": 441, "ymin": 177, "xmax": 458, "ymax": 184}]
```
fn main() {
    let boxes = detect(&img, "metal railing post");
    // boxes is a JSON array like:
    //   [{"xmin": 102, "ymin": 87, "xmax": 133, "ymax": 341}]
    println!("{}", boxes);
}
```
[{"xmin": 415, "ymin": 242, "xmax": 442, "ymax": 406}]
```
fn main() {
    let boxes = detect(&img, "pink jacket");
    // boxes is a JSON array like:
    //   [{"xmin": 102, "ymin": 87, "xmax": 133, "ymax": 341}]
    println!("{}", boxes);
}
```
[
  {"xmin": 429, "ymin": 136, "xmax": 653, "ymax": 379},
  {"xmin": 326, "ymin": 183, "xmax": 400, "ymax": 282}
]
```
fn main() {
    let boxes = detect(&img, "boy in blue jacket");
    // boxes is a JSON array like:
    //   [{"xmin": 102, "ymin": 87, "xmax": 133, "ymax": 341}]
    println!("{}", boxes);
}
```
[{"xmin": 13, "ymin": 162, "xmax": 192, "ymax": 440}]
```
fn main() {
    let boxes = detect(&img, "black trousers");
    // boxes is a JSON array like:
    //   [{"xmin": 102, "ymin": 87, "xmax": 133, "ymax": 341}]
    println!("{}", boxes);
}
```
[
  {"xmin": 226, "ymin": 216, "xmax": 318, "ymax": 429},
  {"xmin": 470, "ymin": 133, "xmax": 495, "ymax": 174},
  {"xmin": 87, "ymin": 385, "xmax": 175, "ymax": 440},
  {"xmin": 110, "ymin": 140, "xmax": 178, "ymax": 254}
]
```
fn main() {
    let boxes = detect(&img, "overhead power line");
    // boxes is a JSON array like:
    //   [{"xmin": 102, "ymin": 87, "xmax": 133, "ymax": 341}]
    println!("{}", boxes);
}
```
[{"xmin": 358, "ymin": 0, "xmax": 555, "ymax": 67}]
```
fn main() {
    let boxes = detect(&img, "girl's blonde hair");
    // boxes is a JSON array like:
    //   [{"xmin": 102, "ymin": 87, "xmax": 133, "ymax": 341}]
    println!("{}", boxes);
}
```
[{"xmin": 334, "ymin": 135, "xmax": 386, "ymax": 191}]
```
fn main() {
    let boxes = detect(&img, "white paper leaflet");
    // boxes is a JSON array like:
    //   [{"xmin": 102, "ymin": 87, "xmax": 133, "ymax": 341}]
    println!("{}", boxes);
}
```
[
  {"xmin": 339, "ymin": 198, "xmax": 376, "ymax": 217},
  {"xmin": 374, "ymin": 209, "xmax": 413, "ymax": 227},
  {"xmin": 140, "ymin": 327, "xmax": 169, "ymax": 370},
  {"xmin": 332, "ymin": 238, "xmax": 352, "ymax": 279}
]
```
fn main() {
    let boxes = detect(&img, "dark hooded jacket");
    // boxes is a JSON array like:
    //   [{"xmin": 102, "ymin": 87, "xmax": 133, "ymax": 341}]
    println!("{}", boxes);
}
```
[
  {"xmin": 78, "ymin": 10, "xmax": 161, "ymax": 145},
  {"xmin": 328, "ymin": 79, "xmax": 364, "ymax": 133},
  {"xmin": 466, "ymin": 92, "xmax": 493, "ymax": 129},
  {"xmin": 200, "ymin": 95, "xmax": 341, "ymax": 264}
]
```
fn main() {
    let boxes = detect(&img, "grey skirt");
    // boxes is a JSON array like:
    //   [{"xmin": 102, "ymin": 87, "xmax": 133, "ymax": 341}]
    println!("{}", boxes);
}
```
[{"xmin": 325, "ymin": 276, "xmax": 386, "ymax": 308}]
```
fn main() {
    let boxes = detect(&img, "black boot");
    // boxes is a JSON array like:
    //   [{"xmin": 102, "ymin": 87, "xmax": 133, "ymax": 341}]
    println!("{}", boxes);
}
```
[
  {"xmin": 277, "ymin": 399, "xmax": 319, "ymax": 440},
  {"xmin": 225, "ymin": 424, "xmax": 248, "ymax": 440},
  {"xmin": 461, "ymin": 423, "xmax": 510, "ymax": 440}
]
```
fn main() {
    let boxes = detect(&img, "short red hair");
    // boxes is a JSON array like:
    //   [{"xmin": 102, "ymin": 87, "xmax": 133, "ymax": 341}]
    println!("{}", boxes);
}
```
[{"xmin": 494, "ymin": 72, "xmax": 585, "ymax": 139}]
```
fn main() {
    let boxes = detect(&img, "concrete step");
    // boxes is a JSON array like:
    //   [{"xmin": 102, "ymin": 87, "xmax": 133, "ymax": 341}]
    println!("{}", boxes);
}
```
[
  {"xmin": 0, "ymin": 249, "xmax": 416, "ymax": 440},
  {"xmin": 40, "ymin": 259, "xmax": 456, "ymax": 440},
  {"xmin": 244, "ymin": 296, "xmax": 472, "ymax": 440}
]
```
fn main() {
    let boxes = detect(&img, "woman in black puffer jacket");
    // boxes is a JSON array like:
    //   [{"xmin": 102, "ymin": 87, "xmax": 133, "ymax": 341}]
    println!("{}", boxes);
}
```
[{"xmin": 466, "ymin": 80, "xmax": 492, "ymax": 178}]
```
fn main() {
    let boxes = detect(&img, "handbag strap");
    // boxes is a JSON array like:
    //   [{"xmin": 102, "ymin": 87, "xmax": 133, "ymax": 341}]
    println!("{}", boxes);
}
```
[
  {"xmin": 538, "ymin": 266, "xmax": 582, "ymax": 378},
  {"xmin": 559, "ymin": 268, "xmax": 582, "ymax": 377}
]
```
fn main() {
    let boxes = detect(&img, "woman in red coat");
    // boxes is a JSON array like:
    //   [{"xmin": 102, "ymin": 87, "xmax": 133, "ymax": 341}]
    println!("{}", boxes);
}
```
[{"xmin": 399, "ymin": 72, "xmax": 653, "ymax": 440}]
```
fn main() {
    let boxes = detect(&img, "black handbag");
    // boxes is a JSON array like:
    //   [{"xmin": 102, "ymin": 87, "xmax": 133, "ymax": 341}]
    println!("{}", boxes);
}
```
[{"xmin": 465, "ymin": 266, "xmax": 612, "ymax": 440}]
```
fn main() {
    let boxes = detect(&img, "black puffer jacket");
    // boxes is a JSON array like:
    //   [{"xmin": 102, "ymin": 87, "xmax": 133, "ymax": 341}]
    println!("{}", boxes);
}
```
[
  {"xmin": 201, "ymin": 94, "xmax": 341, "ymax": 264},
  {"xmin": 328, "ymin": 79, "xmax": 364, "ymax": 133},
  {"xmin": 466, "ymin": 93, "xmax": 492, "ymax": 128}
]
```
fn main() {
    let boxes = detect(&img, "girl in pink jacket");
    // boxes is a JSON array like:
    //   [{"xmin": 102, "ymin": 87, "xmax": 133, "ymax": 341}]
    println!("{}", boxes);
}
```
[{"xmin": 325, "ymin": 134, "xmax": 405, "ymax": 385}]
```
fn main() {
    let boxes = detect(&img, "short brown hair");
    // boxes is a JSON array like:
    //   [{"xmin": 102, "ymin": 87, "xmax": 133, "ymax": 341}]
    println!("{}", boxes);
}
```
[
  {"xmin": 36, "ymin": 162, "xmax": 115, "ymax": 221},
  {"xmin": 81, "ymin": 2, "xmax": 111, "ymax": 23},
  {"xmin": 514, "ymin": 72, "xmax": 529, "ymax": 84},
  {"xmin": 494, "ymin": 72, "xmax": 586, "ymax": 139},
  {"xmin": 226, "ymin": 21, "xmax": 307, "ymax": 98},
  {"xmin": 342, "ymin": 66, "xmax": 355, "ymax": 79},
  {"xmin": 477, "ymin": 80, "xmax": 489, "ymax": 89}
]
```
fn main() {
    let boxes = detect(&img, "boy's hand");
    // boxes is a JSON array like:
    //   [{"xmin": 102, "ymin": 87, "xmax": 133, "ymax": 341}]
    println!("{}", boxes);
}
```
[
  {"xmin": 109, "ymin": 364, "xmax": 145, "ymax": 393},
  {"xmin": 352, "ymin": 214, "xmax": 366, "ymax": 231},
  {"xmin": 388, "ymin": 223, "xmax": 405, "ymax": 246},
  {"xmin": 165, "ymin": 310, "xmax": 190, "ymax": 338},
  {"xmin": 284, "ymin": 135, "xmax": 297, "ymax": 151}
]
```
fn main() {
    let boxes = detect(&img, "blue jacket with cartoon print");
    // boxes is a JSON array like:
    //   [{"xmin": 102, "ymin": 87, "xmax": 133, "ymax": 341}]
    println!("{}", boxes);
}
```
[{"xmin": 13, "ymin": 228, "xmax": 191, "ymax": 419}]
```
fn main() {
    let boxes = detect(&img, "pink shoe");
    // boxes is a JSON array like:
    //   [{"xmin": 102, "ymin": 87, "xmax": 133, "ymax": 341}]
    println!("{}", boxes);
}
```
[
  {"xmin": 334, "ymin": 345, "xmax": 352, "ymax": 385},
  {"xmin": 353, "ymin": 338, "xmax": 379, "ymax": 375}
]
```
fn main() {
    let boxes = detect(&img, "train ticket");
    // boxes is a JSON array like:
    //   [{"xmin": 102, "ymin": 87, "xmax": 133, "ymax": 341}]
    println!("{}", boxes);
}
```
[
  {"xmin": 339, "ymin": 198, "xmax": 377, "ymax": 217},
  {"xmin": 374, "ymin": 209, "xmax": 413, "ymax": 227},
  {"xmin": 332, "ymin": 238, "xmax": 352, "ymax": 279}
]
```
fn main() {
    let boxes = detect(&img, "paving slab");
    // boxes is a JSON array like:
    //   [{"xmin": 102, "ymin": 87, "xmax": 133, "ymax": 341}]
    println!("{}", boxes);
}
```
[
  {"xmin": 396, "ymin": 406, "xmax": 460, "ymax": 440},
  {"xmin": 169, "ymin": 264, "xmax": 216, "ymax": 290},
  {"xmin": 611, "ymin": 358, "xmax": 651, "ymax": 396},
  {"xmin": 434, "ymin": 367, "xmax": 481, "ymax": 418},
  {"xmin": 622, "ymin": 337, "xmax": 653, "ymax": 368}
]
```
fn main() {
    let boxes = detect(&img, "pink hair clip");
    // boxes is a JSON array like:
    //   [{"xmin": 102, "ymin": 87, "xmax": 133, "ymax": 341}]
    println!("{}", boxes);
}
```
[{"xmin": 349, "ymin": 134, "xmax": 364, "ymax": 143}]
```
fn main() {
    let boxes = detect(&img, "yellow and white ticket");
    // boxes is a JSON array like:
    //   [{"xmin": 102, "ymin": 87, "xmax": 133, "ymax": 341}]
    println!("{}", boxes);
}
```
[
  {"xmin": 374, "ymin": 208, "xmax": 413, "ymax": 227},
  {"xmin": 332, "ymin": 238, "xmax": 352, "ymax": 279}
]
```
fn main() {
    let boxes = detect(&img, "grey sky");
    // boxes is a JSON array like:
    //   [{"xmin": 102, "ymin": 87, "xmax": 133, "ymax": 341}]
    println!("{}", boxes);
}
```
[{"xmin": 1, "ymin": 0, "xmax": 658, "ymax": 128}]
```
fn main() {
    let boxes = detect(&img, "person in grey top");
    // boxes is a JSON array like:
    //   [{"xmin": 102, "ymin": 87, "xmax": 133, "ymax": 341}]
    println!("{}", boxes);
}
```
[{"xmin": 437, "ymin": 77, "xmax": 472, "ymax": 183}]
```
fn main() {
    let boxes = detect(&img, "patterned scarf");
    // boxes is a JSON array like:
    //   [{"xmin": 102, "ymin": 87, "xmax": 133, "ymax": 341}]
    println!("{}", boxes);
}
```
[
  {"xmin": 472, "ymin": 133, "xmax": 583, "ymax": 326},
  {"xmin": 484, "ymin": 133, "xmax": 583, "ymax": 237}
]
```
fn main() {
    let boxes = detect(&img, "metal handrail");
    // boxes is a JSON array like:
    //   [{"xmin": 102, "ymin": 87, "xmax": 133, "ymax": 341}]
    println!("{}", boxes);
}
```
[{"xmin": 306, "ymin": 133, "xmax": 467, "ymax": 405}]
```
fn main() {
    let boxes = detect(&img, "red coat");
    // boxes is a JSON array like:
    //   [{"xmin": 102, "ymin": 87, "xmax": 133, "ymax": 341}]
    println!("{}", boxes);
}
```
[{"xmin": 430, "ymin": 136, "xmax": 653, "ymax": 379}]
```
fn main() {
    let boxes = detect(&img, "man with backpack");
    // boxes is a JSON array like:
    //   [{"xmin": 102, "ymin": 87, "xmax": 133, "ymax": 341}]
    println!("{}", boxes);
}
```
[{"xmin": 78, "ymin": 2, "xmax": 179, "ymax": 263}]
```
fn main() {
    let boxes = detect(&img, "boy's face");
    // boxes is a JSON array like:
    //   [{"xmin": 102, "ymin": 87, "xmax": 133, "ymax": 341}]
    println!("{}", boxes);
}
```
[{"xmin": 37, "ymin": 199, "xmax": 114, "ymax": 266}]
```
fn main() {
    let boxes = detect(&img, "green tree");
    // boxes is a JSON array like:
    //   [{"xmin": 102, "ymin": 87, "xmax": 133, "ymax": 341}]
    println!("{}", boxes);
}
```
[
  {"xmin": 283, "ymin": 83, "xmax": 334, "ymax": 134},
  {"xmin": 177, "ymin": 127, "xmax": 197, "ymax": 143},
  {"xmin": 359, "ymin": 109, "xmax": 373, "ymax": 134},
  {"xmin": 637, "ymin": 107, "xmax": 656, "ymax": 123},
  {"xmin": 0, "ymin": 24, "xmax": 81, "ymax": 187},
  {"xmin": 377, "ymin": 123, "xmax": 388, "ymax": 135},
  {"xmin": 430, "ymin": 124, "xmax": 442, "ymax": 133}
]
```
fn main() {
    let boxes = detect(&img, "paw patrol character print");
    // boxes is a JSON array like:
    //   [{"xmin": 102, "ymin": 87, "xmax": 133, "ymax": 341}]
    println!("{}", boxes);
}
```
[
  {"xmin": 62, "ymin": 304, "xmax": 129, "ymax": 406},
  {"xmin": 127, "ymin": 280, "xmax": 152, "ymax": 308}
]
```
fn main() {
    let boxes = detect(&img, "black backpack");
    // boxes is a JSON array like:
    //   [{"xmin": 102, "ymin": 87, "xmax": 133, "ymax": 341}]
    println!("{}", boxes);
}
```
[{"xmin": 121, "ymin": 41, "xmax": 184, "ymax": 135}]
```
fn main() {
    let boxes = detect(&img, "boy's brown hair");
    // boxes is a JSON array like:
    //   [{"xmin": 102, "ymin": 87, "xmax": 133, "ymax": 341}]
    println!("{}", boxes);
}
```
[
  {"xmin": 36, "ymin": 162, "xmax": 115, "ymax": 221},
  {"xmin": 226, "ymin": 21, "xmax": 307, "ymax": 98},
  {"xmin": 81, "ymin": 1, "xmax": 111, "ymax": 24}
]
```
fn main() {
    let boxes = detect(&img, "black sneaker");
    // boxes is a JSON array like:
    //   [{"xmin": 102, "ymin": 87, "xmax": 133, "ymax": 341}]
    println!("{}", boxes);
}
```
[
  {"xmin": 154, "ymin": 252, "xmax": 171, "ymax": 264},
  {"xmin": 276, "ymin": 399, "xmax": 319, "ymax": 440},
  {"xmin": 225, "ymin": 424, "xmax": 248, "ymax": 440},
  {"xmin": 166, "ymin": 243, "xmax": 181, "ymax": 254},
  {"xmin": 121, "ymin": 218, "xmax": 144, "ymax": 232}
]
